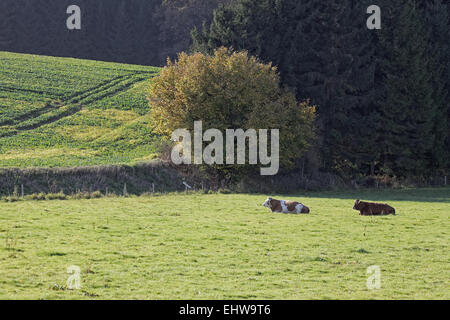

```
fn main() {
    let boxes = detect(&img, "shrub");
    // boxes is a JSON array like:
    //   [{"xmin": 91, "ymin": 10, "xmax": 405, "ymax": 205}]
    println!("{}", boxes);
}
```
[
  {"xmin": 45, "ymin": 192, "xmax": 68, "ymax": 201},
  {"xmin": 148, "ymin": 47, "xmax": 316, "ymax": 177},
  {"xmin": 90, "ymin": 191, "xmax": 103, "ymax": 199},
  {"xmin": 71, "ymin": 191, "xmax": 91, "ymax": 200},
  {"xmin": 217, "ymin": 188, "xmax": 232, "ymax": 194},
  {"xmin": 4, "ymin": 196, "xmax": 20, "ymax": 202},
  {"xmin": 29, "ymin": 193, "xmax": 47, "ymax": 201}
]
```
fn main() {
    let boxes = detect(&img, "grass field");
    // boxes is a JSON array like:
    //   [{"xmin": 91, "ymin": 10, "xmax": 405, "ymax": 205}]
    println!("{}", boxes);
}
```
[
  {"xmin": 0, "ymin": 51, "xmax": 160, "ymax": 168},
  {"xmin": 0, "ymin": 187, "xmax": 448, "ymax": 300}
]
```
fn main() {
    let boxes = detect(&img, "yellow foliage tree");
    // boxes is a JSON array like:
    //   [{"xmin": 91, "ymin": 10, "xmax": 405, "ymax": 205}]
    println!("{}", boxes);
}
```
[{"xmin": 148, "ymin": 47, "xmax": 315, "ymax": 173}]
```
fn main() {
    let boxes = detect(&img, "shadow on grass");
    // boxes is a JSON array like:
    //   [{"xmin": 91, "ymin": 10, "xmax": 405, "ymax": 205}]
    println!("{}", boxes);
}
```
[{"xmin": 283, "ymin": 187, "xmax": 450, "ymax": 203}]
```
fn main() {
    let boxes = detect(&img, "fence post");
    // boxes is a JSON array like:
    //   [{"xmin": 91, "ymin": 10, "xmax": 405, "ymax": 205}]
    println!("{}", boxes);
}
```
[
  {"xmin": 21, "ymin": 184, "xmax": 24, "ymax": 198},
  {"xmin": 445, "ymin": 176, "xmax": 447, "ymax": 186},
  {"xmin": 152, "ymin": 183, "xmax": 155, "ymax": 195},
  {"xmin": 123, "ymin": 183, "xmax": 128, "ymax": 196}
]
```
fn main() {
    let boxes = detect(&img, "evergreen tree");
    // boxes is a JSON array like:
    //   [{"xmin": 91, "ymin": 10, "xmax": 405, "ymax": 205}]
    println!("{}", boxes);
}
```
[
  {"xmin": 285, "ymin": 1, "xmax": 378, "ymax": 174},
  {"xmin": 376, "ymin": 0, "xmax": 438, "ymax": 176},
  {"xmin": 192, "ymin": 0, "xmax": 378, "ymax": 175},
  {"xmin": 422, "ymin": 0, "xmax": 449, "ymax": 172}
]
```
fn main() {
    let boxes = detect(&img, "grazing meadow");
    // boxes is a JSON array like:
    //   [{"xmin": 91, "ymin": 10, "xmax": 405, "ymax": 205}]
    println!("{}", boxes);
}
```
[{"xmin": 0, "ymin": 188, "xmax": 448, "ymax": 299}]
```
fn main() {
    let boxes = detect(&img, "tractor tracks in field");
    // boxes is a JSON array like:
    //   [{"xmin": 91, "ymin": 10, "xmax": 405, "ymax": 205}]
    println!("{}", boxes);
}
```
[
  {"xmin": 14, "ymin": 105, "xmax": 83, "ymax": 131},
  {"xmin": 0, "ymin": 104, "xmax": 59, "ymax": 127},
  {"xmin": 0, "ymin": 103, "xmax": 82, "ymax": 138},
  {"xmin": 0, "ymin": 71, "xmax": 156, "ymax": 138},
  {"xmin": 63, "ymin": 71, "xmax": 154, "ymax": 106},
  {"xmin": 0, "ymin": 86, "xmax": 60, "ymax": 99},
  {"xmin": 63, "ymin": 73, "xmax": 138, "ymax": 104}
]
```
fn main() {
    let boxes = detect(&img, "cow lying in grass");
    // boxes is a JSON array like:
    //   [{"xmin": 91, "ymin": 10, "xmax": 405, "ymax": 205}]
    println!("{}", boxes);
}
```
[
  {"xmin": 353, "ymin": 199, "xmax": 396, "ymax": 216},
  {"xmin": 263, "ymin": 197, "xmax": 310, "ymax": 214}
]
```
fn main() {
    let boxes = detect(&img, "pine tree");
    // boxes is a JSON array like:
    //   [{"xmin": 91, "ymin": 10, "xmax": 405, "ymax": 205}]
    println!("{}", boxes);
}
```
[
  {"xmin": 422, "ymin": 0, "xmax": 450, "ymax": 172},
  {"xmin": 192, "ymin": 0, "xmax": 281, "ymax": 58},
  {"xmin": 376, "ymin": 0, "xmax": 437, "ymax": 176},
  {"xmin": 285, "ymin": 1, "xmax": 378, "ymax": 174}
]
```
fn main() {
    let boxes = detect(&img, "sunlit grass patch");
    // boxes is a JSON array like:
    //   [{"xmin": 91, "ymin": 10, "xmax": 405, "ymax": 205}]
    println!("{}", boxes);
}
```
[{"xmin": 0, "ymin": 148, "xmax": 100, "ymax": 161}]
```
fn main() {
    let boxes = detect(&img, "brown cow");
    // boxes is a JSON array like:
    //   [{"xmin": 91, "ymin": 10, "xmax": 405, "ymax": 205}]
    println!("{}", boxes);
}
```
[
  {"xmin": 353, "ymin": 199, "xmax": 396, "ymax": 216},
  {"xmin": 263, "ymin": 197, "xmax": 310, "ymax": 214}
]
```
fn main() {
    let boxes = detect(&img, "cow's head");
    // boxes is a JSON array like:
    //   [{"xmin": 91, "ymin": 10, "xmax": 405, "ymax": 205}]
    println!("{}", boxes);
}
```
[
  {"xmin": 263, "ymin": 197, "xmax": 273, "ymax": 208},
  {"xmin": 302, "ymin": 205, "xmax": 310, "ymax": 214},
  {"xmin": 353, "ymin": 199, "xmax": 362, "ymax": 210}
]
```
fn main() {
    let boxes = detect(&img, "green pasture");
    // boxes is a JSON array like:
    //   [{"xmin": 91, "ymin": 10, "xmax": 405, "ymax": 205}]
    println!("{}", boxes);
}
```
[{"xmin": 0, "ymin": 188, "xmax": 448, "ymax": 299}]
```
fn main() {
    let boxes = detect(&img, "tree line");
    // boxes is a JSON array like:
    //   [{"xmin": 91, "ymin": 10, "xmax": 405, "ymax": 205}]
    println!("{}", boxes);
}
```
[
  {"xmin": 0, "ymin": 0, "xmax": 230, "ymax": 66},
  {"xmin": 192, "ymin": 0, "xmax": 450, "ymax": 178}
]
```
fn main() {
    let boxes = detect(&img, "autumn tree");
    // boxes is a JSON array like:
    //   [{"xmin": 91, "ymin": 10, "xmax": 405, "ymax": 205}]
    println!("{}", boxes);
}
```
[{"xmin": 148, "ymin": 47, "xmax": 316, "ymax": 177}]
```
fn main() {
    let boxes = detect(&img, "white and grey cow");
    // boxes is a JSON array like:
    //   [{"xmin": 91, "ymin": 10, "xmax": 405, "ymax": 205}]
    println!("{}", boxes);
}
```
[{"xmin": 262, "ymin": 197, "xmax": 310, "ymax": 214}]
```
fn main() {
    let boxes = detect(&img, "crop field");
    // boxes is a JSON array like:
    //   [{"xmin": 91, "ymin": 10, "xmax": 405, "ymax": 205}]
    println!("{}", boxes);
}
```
[
  {"xmin": 0, "ymin": 51, "xmax": 161, "ymax": 167},
  {"xmin": 0, "ymin": 188, "xmax": 448, "ymax": 299}
]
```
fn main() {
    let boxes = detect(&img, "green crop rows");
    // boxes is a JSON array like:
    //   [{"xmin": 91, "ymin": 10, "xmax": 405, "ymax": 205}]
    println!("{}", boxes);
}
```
[{"xmin": 0, "ymin": 51, "xmax": 161, "ymax": 168}]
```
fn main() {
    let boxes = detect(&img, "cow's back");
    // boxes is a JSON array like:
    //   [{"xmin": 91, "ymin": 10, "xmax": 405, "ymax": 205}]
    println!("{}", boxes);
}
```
[
  {"xmin": 285, "ymin": 201, "xmax": 300, "ymax": 212},
  {"xmin": 360, "ymin": 202, "xmax": 395, "ymax": 215}
]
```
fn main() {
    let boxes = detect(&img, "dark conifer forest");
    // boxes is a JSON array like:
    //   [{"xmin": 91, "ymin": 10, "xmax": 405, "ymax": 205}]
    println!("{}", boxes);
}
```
[
  {"xmin": 192, "ymin": 0, "xmax": 449, "ymax": 177},
  {"xmin": 0, "ymin": 0, "xmax": 231, "ymax": 65}
]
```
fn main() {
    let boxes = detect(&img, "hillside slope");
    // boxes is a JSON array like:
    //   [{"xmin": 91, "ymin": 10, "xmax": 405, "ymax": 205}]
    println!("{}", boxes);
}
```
[{"xmin": 0, "ymin": 52, "xmax": 161, "ymax": 168}]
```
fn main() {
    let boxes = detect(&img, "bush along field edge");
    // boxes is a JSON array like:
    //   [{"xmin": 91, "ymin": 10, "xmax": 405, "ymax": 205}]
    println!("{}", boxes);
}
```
[{"xmin": 1, "ymin": 160, "xmax": 448, "ymax": 200}]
